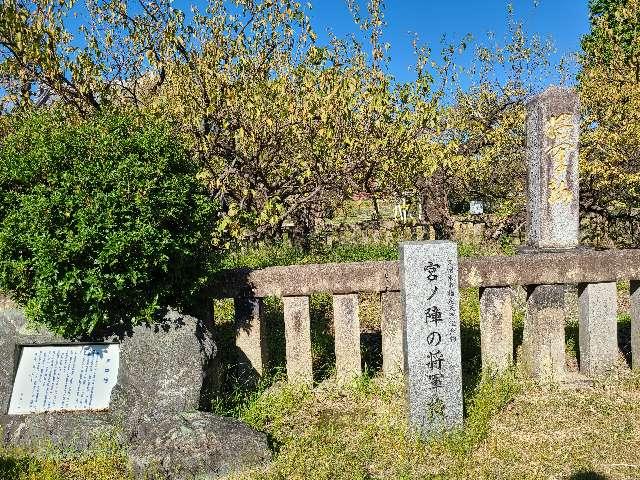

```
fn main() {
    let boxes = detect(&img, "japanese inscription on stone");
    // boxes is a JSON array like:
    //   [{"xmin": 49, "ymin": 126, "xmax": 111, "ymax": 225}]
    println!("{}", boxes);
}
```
[
  {"xmin": 8, "ymin": 344, "xmax": 120, "ymax": 415},
  {"xmin": 400, "ymin": 241, "xmax": 463, "ymax": 434},
  {"xmin": 544, "ymin": 113, "xmax": 574, "ymax": 206},
  {"xmin": 525, "ymin": 86, "xmax": 580, "ymax": 250}
]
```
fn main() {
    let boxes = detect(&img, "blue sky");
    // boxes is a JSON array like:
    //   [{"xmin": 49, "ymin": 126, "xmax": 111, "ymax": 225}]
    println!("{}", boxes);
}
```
[
  {"xmin": 9, "ymin": 0, "xmax": 590, "ymax": 103},
  {"xmin": 306, "ymin": 1, "xmax": 590, "ymax": 83}
]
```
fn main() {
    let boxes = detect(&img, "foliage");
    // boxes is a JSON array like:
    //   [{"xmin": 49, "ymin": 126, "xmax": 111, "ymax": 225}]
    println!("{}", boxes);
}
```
[
  {"xmin": 0, "ymin": 0, "xmax": 431, "ymax": 247},
  {"xmin": 221, "ymin": 242, "xmax": 398, "ymax": 270},
  {"xmin": 0, "ymin": 0, "xmax": 557, "ymax": 246},
  {"xmin": 579, "ymin": 0, "xmax": 640, "ymax": 247},
  {"xmin": 384, "ymin": 9, "xmax": 555, "ymax": 238},
  {"xmin": 582, "ymin": 0, "xmax": 639, "ymax": 64},
  {"xmin": 0, "ymin": 111, "xmax": 218, "ymax": 336}
]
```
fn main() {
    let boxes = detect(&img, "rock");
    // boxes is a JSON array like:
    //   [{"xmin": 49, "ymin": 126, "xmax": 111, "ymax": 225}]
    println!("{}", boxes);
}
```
[
  {"xmin": 1, "ymin": 410, "xmax": 272, "ymax": 479},
  {"xmin": 1, "ymin": 308, "xmax": 220, "ymax": 432},
  {"xmin": 129, "ymin": 412, "xmax": 271, "ymax": 480},
  {"xmin": 0, "ymin": 301, "xmax": 26, "ymax": 414},
  {"xmin": 0, "ymin": 303, "xmax": 269, "ymax": 480},
  {"xmin": 0, "ymin": 411, "xmax": 123, "ymax": 451},
  {"xmin": 105, "ymin": 308, "xmax": 220, "ymax": 426}
]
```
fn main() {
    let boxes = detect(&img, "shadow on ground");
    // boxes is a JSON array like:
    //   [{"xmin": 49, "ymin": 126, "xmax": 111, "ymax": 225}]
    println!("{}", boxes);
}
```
[
  {"xmin": 568, "ymin": 471, "xmax": 608, "ymax": 480},
  {"xmin": 0, "ymin": 455, "xmax": 30, "ymax": 480}
]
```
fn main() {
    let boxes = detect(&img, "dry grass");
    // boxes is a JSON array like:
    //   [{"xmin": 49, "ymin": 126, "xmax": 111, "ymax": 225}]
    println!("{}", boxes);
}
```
[
  {"xmin": 0, "ymin": 438, "xmax": 133, "ymax": 480},
  {"xmin": 475, "ymin": 386, "xmax": 640, "ymax": 479},
  {"xmin": 5, "ymin": 369, "xmax": 640, "ymax": 480},
  {"xmin": 228, "ymin": 368, "xmax": 640, "ymax": 480}
]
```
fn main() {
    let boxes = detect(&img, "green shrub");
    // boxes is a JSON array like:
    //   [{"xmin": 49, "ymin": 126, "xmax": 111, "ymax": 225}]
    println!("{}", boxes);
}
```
[{"xmin": 0, "ymin": 111, "xmax": 218, "ymax": 337}]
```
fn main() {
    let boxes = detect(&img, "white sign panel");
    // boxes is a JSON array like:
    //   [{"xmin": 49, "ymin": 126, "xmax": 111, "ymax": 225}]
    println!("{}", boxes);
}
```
[
  {"xmin": 469, "ymin": 200, "xmax": 484, "ymax": 215},
  {"xmin": 8, "ymin": 344, "xmax": 120, "ymax": 415}
]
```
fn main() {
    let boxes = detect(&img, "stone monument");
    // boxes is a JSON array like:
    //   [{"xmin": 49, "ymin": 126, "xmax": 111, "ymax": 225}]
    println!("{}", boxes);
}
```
[
  {"xmin": 400, "ymin": 241, "xmax": 463, "ymax": 435},
  {"xmin": 520, "ymin": 86, "xmax": 580, "ymax": 382},
  {"xmin": 521, "ymin": 86, "xmax": 619, "ymax": 381},
  {"xmin": 0, "ymin": 298, "xmax": 271, "ymax": 479},
  {"xmin": 524, "ymin": 86, "xmax": 580, "ymax": 251}
]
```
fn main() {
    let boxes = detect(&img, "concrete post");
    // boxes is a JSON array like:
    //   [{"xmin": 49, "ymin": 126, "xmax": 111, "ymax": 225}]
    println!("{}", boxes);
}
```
[
  {"xmin": 283, "ymin": 296, "xmax": 313, "ymax": 384},
  {"xmin": 234, "ymin": 297, "xmax": 268, "ymax": 378},
  {"xmin": 523, "ymin": 284, "xmax": 566, "ymax": 382},
  {"xmin": 479, "ymin": 287, "xmax": 513, "ymax": 373},
  {"xmin": 631, "ymin": 281, "xmax": 640, "ymax": 370},
  {"xmin": 578, "ymin": 282, "xmax": 618, "ymax": 376},
  {"xmin": 332, "ymin": 294, "xmax": 362, "ymax": 382},
  {"xmin": 381, "ymin": 291, "xmax": 404, "ymax": 376}
]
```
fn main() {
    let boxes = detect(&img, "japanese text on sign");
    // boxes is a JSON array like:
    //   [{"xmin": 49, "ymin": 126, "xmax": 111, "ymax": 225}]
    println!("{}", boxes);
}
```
[{"xmin": 8, "ymin": 344, "xmax": 120, "ymax": 415}]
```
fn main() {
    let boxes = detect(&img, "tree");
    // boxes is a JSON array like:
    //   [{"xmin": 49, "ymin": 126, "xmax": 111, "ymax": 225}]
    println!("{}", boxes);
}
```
[
  {"xmin": 1, "ymin": 0, "xmax": 439, "ymax": 247},
  {"xmin": 1, "ymin": 0, "xmax": 559, "ymax": 245},
  {"xmin": 384, "ymin": 10, "xmax": 555, "ymax": 238},
  {"xmin": 579, "ymin": 0, "xmax": 640, "ymax": 246}
]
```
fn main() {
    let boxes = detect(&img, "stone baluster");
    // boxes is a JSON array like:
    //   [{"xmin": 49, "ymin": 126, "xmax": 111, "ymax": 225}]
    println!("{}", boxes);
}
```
[
  {"xmin": 479, "ymin": 287, "xmax": 513, "ymax": 373},
  {"xmin": 234, "ymin": 297, "xmax": 268, "ymax": 379},
  {"xmin": 578, "ymin": 282, "xmax": 618, "ymax": 376},
  {"xmin": 381, "ymin": 291, "xmax": 405, "ymax": 376},
  {"xmin": 283, "ymin": 296, "xmax": 313, "ymax": 384},
  {"xmin": 332, "ymin": 294, "xmax": 362, "ymax": 382},
  {"xmin": 523, "ymin": 284, "xmax": 566, "ymax": 381}
]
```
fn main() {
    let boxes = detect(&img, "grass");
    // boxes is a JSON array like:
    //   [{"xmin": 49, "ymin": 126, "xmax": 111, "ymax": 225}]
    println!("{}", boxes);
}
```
[
  {"xmin": 0, "ymin": 438, "xmax": 133, "ymax": 480},
  {"xmin": 220, "ymin": 237, "xmax": 517, "ymax": 270},
  {"xmin": 224, "ymin": 367, "xmax": 640, "ymax": 480},
  {"xmin": 220, "ymin": 241, "xmax": 400, "ymax": 270},
  {"xmin": 6, "ymin": 367, "xmax": 640, "ymax": 480},
  {"xmin": 210, "ymin": 239, "xmax": 640, "ymax": 480}
]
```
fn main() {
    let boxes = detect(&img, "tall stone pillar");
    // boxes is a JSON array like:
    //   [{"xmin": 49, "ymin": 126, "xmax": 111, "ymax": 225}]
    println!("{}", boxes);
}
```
[
  {"xmin": 524, "ymin": 86, "xmax": 580, "ymax": 251},
  {"xmin": 520, "ymin": 86, "xmax": 580, "ymax": 382}
]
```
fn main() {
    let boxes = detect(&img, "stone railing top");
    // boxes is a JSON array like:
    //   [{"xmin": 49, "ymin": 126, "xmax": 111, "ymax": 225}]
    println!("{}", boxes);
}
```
[{"xmin": 209, "ymin": 249, "xmax": 640, "ymax": 298}]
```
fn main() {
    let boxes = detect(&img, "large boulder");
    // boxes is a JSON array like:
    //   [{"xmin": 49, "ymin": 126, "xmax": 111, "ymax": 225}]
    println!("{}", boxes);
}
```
[
  {"xmin": 0, "ymin": 298, "xmax": 26, "ymax": 415},
  {"xmin": 2, "ymin": 411, "xmax": 272, "ymax": 479},
  {"xmin": 0, "ymin": 301, "xmax": 271, "ymax": 478},
  {"xmin": 1, "ymin": 411, "xmax": 120, "ymax": 451},
  {"xmin": 0, "ymin": 307, "xmax": 219, "ymax": 423}
]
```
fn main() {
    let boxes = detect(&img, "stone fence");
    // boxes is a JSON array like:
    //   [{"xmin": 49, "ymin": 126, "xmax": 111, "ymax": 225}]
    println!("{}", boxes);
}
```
[
  {"xmin": 213, "ymin": 86, "xmax": 639, "ymax": 386},
  {"xmin": 211, "ymin": 248, "xmax": 640, "ymax": 384}
]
